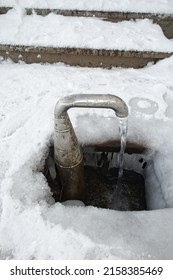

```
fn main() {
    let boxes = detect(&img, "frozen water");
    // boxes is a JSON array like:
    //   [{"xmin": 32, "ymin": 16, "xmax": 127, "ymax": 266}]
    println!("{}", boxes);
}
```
[
  {"xmin": 1, "ymin": 0, "xmax": 173, "ymax": 260},
  {"xmin": 62, "ymin": 200, "xmax": 85, "ymax": 207},
  {"xmin": 118, "ymin": 118, "xmax": 128, "ymax": 178},
  {"xmin": 1, "ymin": 57, "xmax": 173, "ymax": 259},
  {"xmin": 163, "ymin": 92, "xmax": 173, "ymax": 119},
  {"xmin": 129, "ymin": 97, "xmax": 159, "ymax": 115}
]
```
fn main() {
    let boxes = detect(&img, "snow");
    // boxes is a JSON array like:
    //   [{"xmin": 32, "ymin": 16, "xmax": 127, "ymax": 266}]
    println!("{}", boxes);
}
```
[
  {"xmin": 0, "ymin": 10, "xmax": 173, "ymax": 52},
  {"xmin": 1, "ymin": 0, "xmax": 173, "ymax": 14},
  {"xmin": 1, "ymin": 57, "xmax": 173, "ymax": 259}
]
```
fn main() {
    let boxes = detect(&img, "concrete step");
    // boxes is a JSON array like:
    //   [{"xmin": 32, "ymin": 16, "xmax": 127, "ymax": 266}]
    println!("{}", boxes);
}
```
[
  {"xmin": 0, "ymin": 6, "xmax": 173, "ymax": 38},
  {"xmin": 0, "ymin": 6, "xmax": 173, "ymax": 68},
  {"xmin": 0, "ymin": 44, "xmax": 172, "ymax": 68}
]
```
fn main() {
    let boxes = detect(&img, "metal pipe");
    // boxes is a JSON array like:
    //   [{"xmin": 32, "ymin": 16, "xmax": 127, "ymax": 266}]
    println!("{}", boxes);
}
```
[{"xmin": 54, "ymin": 94, "xmax": 128, "ymax": 202}]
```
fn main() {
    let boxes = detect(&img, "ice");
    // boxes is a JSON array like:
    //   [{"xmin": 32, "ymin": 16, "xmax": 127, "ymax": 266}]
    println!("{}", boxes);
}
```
[
  {"xmin": 62, "ymin": 200, "xmax": 85, "ymax": 207},
  {"xmin": 129, "ymin": 97, "xmax": 159, "ymax": 115},
  {"xmin": 1, "ymin": 0, "xmax": 173, "ymax": 261},
  {"xmin": 1, "ymin": 57, "xmax": 173, "ymax": 259}
]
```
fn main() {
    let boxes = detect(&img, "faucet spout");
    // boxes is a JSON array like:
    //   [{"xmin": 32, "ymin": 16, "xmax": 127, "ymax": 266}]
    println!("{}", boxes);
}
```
[
  {"xmin": 54, "ymin": 94, "xmax": 128, "ymax": 202},
  {"xmin": 55, "ymin": 94, "xmax": 128, "ymax": 119}
]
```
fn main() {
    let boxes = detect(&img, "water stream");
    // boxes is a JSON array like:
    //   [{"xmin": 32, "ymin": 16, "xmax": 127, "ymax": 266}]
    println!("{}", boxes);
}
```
[{"xmin": 118, "ymin": 117, "xmax": 128, "ymax": 178}]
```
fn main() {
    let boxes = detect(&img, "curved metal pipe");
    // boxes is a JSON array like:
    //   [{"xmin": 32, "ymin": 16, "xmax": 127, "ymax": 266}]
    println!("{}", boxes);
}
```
[{"xmin": 54, "ymin": 94, "xmax": 128, "ymax": 202}]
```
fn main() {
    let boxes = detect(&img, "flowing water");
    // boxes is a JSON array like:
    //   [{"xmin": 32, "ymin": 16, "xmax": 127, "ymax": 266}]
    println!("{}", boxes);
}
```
[{"xmin": 118, "ymin": 117, "xmax": 128, "ymax": 178}]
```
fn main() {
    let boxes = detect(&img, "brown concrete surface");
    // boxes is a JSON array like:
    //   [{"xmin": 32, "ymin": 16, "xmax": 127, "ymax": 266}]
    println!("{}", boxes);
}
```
[{"xmin": 0, "ymin": 44, "xmax": 172, "ymax": 68}]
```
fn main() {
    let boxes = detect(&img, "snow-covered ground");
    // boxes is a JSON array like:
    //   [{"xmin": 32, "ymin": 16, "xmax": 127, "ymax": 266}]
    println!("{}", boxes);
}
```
[
  {"xmin": 1, "ymin": 57, "xmax": 173, "ymax": 259},
  {"xmin": 0, "ymin": 10, "xmax": 173, "ymax": 52},
  {"xmin": 0, "ymin": 0, "xmax": 173, "ymax": 14}
]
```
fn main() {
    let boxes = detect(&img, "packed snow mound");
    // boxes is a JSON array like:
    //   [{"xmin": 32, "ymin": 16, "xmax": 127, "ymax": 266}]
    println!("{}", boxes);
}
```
[
  {"xmin": 0, "ymin": 10, "xmax": 173, "ymax": 52},
  {"xmin": 1, "ymin": 57, "xmax": 173, "ymax": 259},
  {"xmin": 0, "ymin": 0, "xmax": 173, "ymax": 14}
]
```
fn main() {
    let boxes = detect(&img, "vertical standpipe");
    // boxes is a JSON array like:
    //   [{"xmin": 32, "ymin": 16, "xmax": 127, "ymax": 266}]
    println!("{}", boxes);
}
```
[{"xmin": 54, "ymin": 94, "xmax": 128, "ymax": 202}]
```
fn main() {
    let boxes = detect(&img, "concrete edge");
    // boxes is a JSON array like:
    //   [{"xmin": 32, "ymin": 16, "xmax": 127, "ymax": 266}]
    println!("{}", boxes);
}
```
[{"xmin": 0, "ymin": 44, "xmax": 172, "ymax": 68}]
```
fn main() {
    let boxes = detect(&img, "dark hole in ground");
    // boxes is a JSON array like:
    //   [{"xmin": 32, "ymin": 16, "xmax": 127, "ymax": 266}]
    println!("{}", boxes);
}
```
[{"xmin": 43, "ymin": 145, "xmax": 147, "ymax": 211}]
